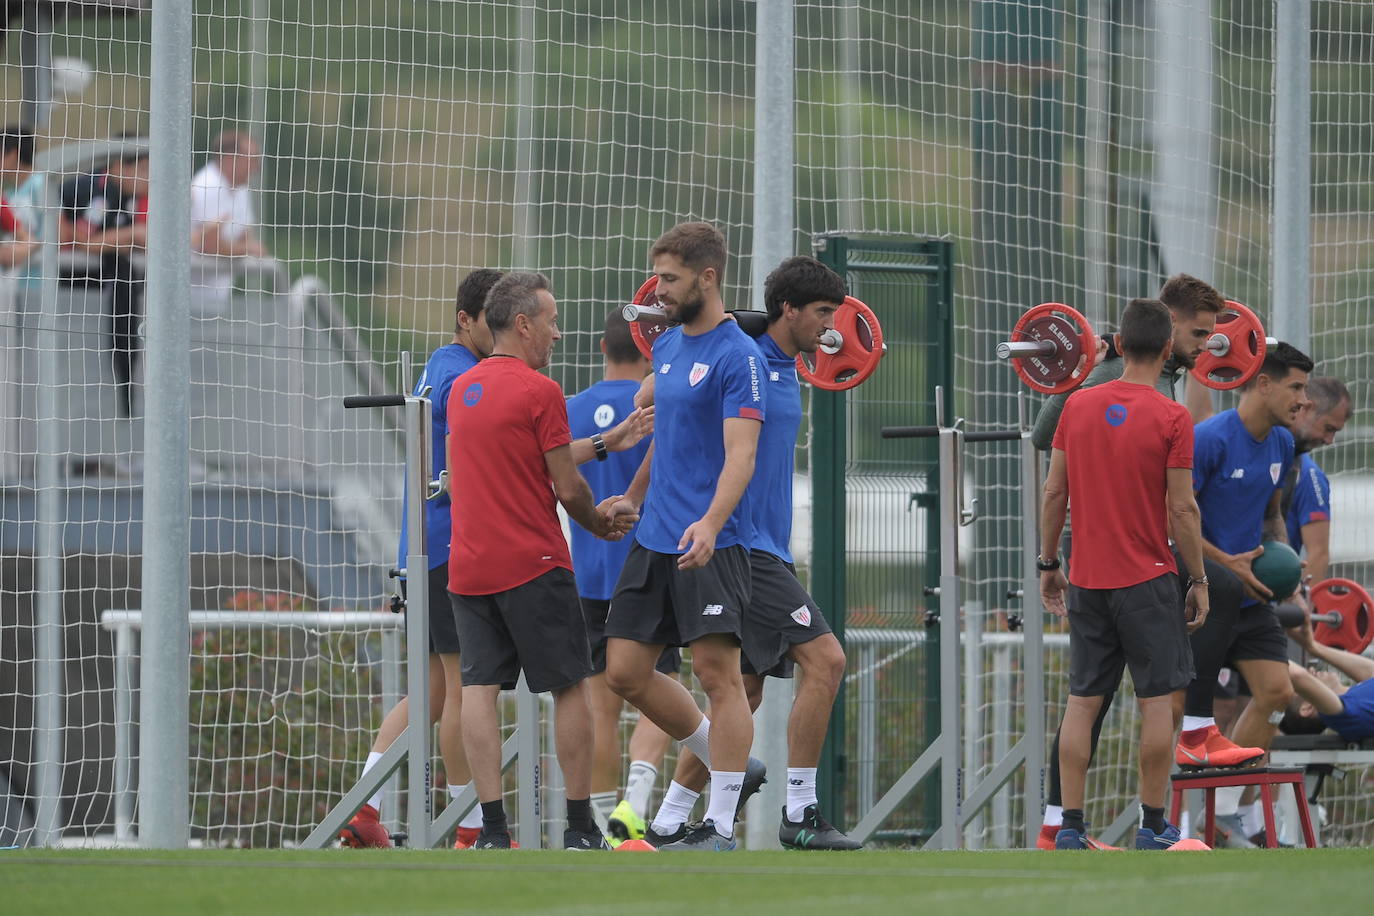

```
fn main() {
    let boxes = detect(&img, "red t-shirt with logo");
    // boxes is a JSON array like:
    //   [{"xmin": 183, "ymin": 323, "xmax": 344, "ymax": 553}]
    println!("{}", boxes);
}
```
[
  {"xmin": 1052, "ymin": 378, "xmax": 1194, "ymax": 589},
  {"xmin": 447, "ymin": 357, "xmax": 573, "ymax": 595},
  {"xmin": 0, "ymin": 199, "xmax": 17, "ymax": 235}
]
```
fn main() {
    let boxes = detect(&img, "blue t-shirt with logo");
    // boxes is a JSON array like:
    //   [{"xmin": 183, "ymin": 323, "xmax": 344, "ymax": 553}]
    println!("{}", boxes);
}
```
[
  {"xmin": 398, "ymin": 343, "xmax": 481, "ymax": 570},
  {"xmin": 636, "ymin": 322, "xmax": 766, "ymax": 554},
  {"xmin": 567, "ymin": 378, "xmax": 651, "ymax": 600},
  {"xmin": 1193, "ymin": 409, "xmax": 1294, "ymax": 605},
  {"xmin": 1321, "ymin": 677, "xmax": 1374, "ymax": 742},
  {"xmin": 745, "ymin": 333, "xmax": 802, "ymax": 563},
  {"xmin": 1286, "ymin": 452, "xmax": 1332, "ymax": 554}
]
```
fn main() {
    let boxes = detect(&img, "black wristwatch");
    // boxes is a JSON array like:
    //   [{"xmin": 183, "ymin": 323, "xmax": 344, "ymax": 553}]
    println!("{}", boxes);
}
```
[
  {"xmin": 591, "ymin": 433, "xmax": 609, "ymax": 461},
  {"xmin": 1036, "ymin": 555, "xmax": 1061, "ymax": 572}
]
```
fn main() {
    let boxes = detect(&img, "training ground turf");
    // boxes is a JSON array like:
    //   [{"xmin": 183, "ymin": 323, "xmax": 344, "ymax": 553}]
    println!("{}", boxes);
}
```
[{"xmin": 7, "ymin": 847, "xmax": 1370, "ymax": 915}]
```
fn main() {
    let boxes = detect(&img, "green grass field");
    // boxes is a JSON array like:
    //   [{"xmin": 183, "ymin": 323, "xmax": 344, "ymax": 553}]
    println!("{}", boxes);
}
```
[{"xmin": 7, "ymin": 848, "xmax": 1372, "ymax": 915}]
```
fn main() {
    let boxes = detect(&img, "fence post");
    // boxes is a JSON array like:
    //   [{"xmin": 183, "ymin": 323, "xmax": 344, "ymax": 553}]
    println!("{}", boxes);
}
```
[{"xmin": 1272, "ymin": 0, "xmax": 1311, "ymax": 353}]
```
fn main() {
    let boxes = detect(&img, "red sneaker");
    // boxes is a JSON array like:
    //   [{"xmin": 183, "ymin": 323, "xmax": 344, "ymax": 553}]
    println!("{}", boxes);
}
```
[
  {"xmin": 1175, "ymin": 725, "xmax": 1265, "ymax": 770},
  {"xmin": 339, "ymin": 804, "xmax": 392, "ymax": 848},
  {"xmin": 1036, "ymin": 823, "xmax": 1121, "ymax": 850}
]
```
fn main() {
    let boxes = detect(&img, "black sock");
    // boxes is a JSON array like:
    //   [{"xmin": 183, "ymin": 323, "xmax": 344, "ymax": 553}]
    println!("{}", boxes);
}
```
[
  {"xmin": 566, "ymin": 797, "xmax": 597, "ymax": 833},
  {"xmin": 480, "ymin": 799, "xmax": 508, "ymax": 833},
  {"xmin": 1141, "ymin": 804, "xmax": 1167, "ymax": 834},
  {"xmin": 1062, "ymin": 808, "xmax": 1085, "ymax": 833}
]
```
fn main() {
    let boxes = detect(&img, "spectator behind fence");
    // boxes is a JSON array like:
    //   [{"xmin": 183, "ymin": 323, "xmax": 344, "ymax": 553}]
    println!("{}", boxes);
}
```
[
  {"xmin": 1, "ymin": 124, "xmax": 39, "ymax": 270},
  {"xmin": 190, "ymin": 130, "xmax": 266, "ymax": 310},
  {"xmin": 59, "ymin": 150, "xmax": 150, "ymax": 419}
]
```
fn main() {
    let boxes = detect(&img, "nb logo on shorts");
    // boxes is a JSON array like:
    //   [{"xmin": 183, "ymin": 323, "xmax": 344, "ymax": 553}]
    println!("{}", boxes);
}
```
[
  {"xmin": 790, "ymin": 606, "xmax": 812, "ymax": 627},
  {"xmin": 703, "ymin": 604, "xmax": 724, "ymax": 616}
]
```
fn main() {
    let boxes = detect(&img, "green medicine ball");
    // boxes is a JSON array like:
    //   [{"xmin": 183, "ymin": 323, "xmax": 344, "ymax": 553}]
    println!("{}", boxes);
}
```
[{"xmin": 1252, "ymin": 540, "xmax": 1302, "ymax": 600}]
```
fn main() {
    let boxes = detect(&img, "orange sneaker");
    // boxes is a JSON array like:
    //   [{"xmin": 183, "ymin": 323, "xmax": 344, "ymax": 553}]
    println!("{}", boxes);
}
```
[
  {"xmin": 1175, "ymin": 725, "xmax": 1265, "ymax": 770},
  {"xmin": 1036, "ymin": 823, "xmax": 1121, "ymax": 850},
  {"xmin": 339, "ymin": 804, "xmax": 392, "ymax": 848}
]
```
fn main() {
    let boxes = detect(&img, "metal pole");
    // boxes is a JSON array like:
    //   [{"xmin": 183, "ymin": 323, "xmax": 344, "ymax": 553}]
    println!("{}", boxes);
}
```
[
  {"xmin": 403, "ymin": 396, "xmax": 432, "ymax": 848},
  {"xmin": 1273, "ymin": 0, "xmax": 1311, "ymax": 352},
  {"xmin": 991, "ymin": 645, "xmax": 1011, "ymax": 848},
  {"xmin": 113, "ymin": 626, "xmax": 133, "ymax": 843},
  {"xmin": 837, "ymin": 0, "xmax": 862, "ymax": 232},
  {"xmin": 1019, "ymin": 424, "xmax": 1046, "ymax": 849},
  {"xmin": 752, "ymin": 0, "xmax": 795, "ymax": 307},
  {"xmin": 1081, "ymin": 0, "xmax": 1109, "ymax": 326},
  {"xmin": 140, "ymin": 0, "xmax": 195, "ymax": 849},
  {"xmin": 516, "ymin": 677, "xmax": 542, "ymax": 848},
  {"xmin": 19, "ymin": 4, "xmax": 53, "ymax": 129},
  {"xmin": 937, "ymin": 425, "xmax": 963, "ymax": 849},
  {"xmin": 963, "ymin": 598, "xmax": 983, "ymax": 848},
  {"xmin": 380, "ymin": 626, "xmax": 403, "ymax": 834},
  {"xmin": 513, "ymin": 0, "xmax": 539, "ymax": 270}
]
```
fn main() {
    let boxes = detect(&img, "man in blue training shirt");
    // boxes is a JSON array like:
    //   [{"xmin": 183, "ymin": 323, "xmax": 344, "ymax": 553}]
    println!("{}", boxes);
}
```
[
  {"xmin": 603, "ymin": 222, "xmax": 765, "ymax": 851},
  {"xmin": 1284, "ymin": 612, "xmax": 1374, "ymax": 743},
  {"xmin": 1180, "ymin": 342, "xmax": 1312, "ymax": 840},
  {"xmin": 567, "ymin": 307, "xmax": 676, "ymax": 844},
  {"xmin": 1283, "ymin": 376, "xmax": 1351, "ymax": 582},
  {"xmin": 644, "ymin": 256, "xmax": 861, "ymax": 851},
  {"xmin": 341, "ymin": 268, "xmax": 501, "ymax": 848}
]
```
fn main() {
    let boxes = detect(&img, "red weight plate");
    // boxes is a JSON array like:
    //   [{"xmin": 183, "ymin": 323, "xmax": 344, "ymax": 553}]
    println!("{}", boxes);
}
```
[
  {"xmin": 1190, "ymin": 300, "xmax": 1268, "ymax": 391},
  {"xmin": 627, "ymin": 275, "xmax": 672, "ymax": 361},
  {"xmin": 1310, "ymin": 577, "xmax": 1374, "ymax": 654},
  {"xmin": 1008, "ymin": 303, "xmax": 1097, "ymax": 396},
  {"xmin": 796, "ymin": 295, "xmax": 885, "ymax": 391}
]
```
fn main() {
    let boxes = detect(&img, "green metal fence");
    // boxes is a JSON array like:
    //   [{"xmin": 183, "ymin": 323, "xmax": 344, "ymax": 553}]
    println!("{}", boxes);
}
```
[{"xmin": 809, "ymin": 236, "xmax": 953, "ymax": 836}]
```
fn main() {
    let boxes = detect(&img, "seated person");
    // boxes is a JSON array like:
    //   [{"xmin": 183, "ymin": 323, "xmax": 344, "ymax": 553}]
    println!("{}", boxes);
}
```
[{"xmin": 1284, "ymin": 612, "xmax": 1374, "ymax": 743}]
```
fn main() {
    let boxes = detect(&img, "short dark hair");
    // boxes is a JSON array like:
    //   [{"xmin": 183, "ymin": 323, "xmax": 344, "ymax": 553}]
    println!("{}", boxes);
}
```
[
  {"xmin": 1306, "ymin": 376, "xmax": 1351, "ymax": 417},
  {"xmin": 1279, "ymin": 696, "xmax": 1327, "ymax": 736},
  {"xmin": 650, "ymin": 221, "xmax": 727, "ymax": 283},
  {"xmin": 484, "ymin": 271, "xmax": 551, "ymax": 334},
  {"xmin": 1, "ymin": 124, "xmax": 35, "ymax": 167},
  {"xmin": 1158, "ymin": 273, "xmax": 1224, "ymax": 317},
  {"xmin": 763, "ymin": 256, "xmax": 847, "ymax": 322},
  {"xmin": 603, "ymin": 306, "xmax": 642, "ymax": 365},
  {"xmin": 455, "ymin": 268, "xmax": 503, "ymax": 329},
  {"xmin": 1246, "ymin": 341, "xmax": 1314, "ymax": 390},
  {"xmin": 1119, "ymin": 298, "xmax": 1173, "ymax": 360}
]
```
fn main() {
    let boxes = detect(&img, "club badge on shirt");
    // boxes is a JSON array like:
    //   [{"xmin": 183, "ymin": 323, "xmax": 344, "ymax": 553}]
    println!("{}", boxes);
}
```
[
  {"xmin": 689, "ymin": 362, "xmax": 711, "ymax": 386},
  {"xmin": 1270, "ymin": 462, "xmax": 1282, "ymax": 485},
  {"xmin": 791, "ymin": 605, "xmax": 812, "ymax": 627}
]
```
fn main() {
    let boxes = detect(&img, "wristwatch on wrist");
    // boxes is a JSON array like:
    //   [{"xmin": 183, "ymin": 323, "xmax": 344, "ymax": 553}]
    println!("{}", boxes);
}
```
[
  {"xmin": 1036, "ymin": 555, "xmax": 1061, "ymax": 572},
  {"xmin": 591, "ymin": 433, "xmax": 609, "ymax": 461},
  {"xmin": 1188, "ymin": 575, "xmax": 1209, "ymax": 587}
]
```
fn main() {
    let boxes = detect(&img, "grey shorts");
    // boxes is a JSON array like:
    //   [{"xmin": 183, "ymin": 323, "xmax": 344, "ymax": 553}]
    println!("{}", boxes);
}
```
[
  {"xmin": 740, "ymin": 550, "xmax": 832, "ymax": 678},
  {"xmin": 402, "ymin": 563, "xmax": 461, "ymax": 655},
  {"xmin": 580, "ymin": 597, "xmax": 681, "ymax": 675},
  {"xmin": 1068, "ymin": 572, "xmax": 1194, "ymax": 699},
  {"xmin": 605, "ymin": 543, "xmax": 749, "ymax": 648},
  {"xmin": 449, "ymin": 567, "xmax": 592, "ymax": 693}
]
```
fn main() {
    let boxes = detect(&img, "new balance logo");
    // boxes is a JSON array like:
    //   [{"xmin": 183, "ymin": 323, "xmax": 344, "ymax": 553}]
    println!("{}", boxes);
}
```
[
  {"xmin": 1230, "ymin": 468, "xmax": 1245, "ymax": 479},
  {"xmin": 725, "ymin": 783, "xmax": 743, "ymax": 792},
  {"xmin": 703, "ymin": 604, "xmax": 724, "ymax": 616},
  {"xmin": 788, "ymin": 778, "xmax": 804, "ymax": 787},
  {"xmin": 660, "ymin": 363, "xmax": 671, "ymax": 374}
]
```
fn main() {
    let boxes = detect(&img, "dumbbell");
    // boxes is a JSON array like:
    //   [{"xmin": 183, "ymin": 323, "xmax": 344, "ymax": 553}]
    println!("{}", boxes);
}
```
[
  {"xmin": 1274, "ymin": 603, "xmax": 1340, "ymax": 629},
  {"xmin": 623, "ymin": 277, "xmax": 885, "ymax": 391},
  {"xmin": 997, "ymin": 301, "xmax": 1278, "ymax": 396}
]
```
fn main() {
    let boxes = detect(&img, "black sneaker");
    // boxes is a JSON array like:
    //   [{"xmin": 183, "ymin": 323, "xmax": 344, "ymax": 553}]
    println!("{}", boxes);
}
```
[
  {"xmin": 658, "ymin": 819, "xmax": 737, "ymax": 852},
  {"xmin": 735, "ymin": 756, "xmax": 768, "ymax": 821},
  {"xmin": 644, "ymin": 821, "xmax": 689, "ymax": 848},
  {"xmin": 778, "ymin": 805, "xmax": 863, "ymax": 850},
  {"xmin": 473, "ymin": 827, "xmax": 512, "ymax": 849},
  {"xmin": 563, "ymin": 826, "xmax": 611, "ymax": 850}
]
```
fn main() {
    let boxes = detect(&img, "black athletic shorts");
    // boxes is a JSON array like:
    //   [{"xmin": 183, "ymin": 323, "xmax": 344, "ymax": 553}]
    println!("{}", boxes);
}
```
[
  {"xmin": 740, "ymin": 550, "xmax": 832, "ymax": 678},
  {"xmin": 449, "ymin": 567, "xmax": 592, "ymax": 693},
  {"xmin": 1227, "ymin": 603, "xmax": 1291, "ymax": 664},
  {"xmin": 605, "ymin": 543, "xmax": 749, "ymax": 648},
  {"xmin": 581, "ymin": 597, "xmax": 680, "ymax": 675},
  {"xmin": 401, "ymin": 563, "xmax": 461, "ymax": 655},
  {"xmin": 1067, "ymin": 572, "xmax": 1194, "ymax": 698}
]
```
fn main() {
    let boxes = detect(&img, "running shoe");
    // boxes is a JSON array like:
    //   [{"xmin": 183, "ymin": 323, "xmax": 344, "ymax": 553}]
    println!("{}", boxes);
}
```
[
  {"xmin": 1175, "ymin": 725, "xmax": 1265, "ymax": 770},
  {"xmin": 338, "ymin": 804, "xmax": 392, "ymax": 848}
]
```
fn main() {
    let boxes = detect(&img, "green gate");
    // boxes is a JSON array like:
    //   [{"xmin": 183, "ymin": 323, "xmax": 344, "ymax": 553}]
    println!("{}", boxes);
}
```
[{"xmin": 811, "ymin": 236, "xmax": 954, "ymax": 838}]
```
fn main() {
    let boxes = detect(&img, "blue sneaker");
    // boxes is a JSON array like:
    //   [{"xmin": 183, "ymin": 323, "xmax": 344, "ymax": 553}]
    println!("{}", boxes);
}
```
[
  {"xmin": 1135, "ymin": 822, "xmax": 1182, "ymax": 850},
  {"xmin": 1055, "ymin": 827, "xmax": 1090, "ymax": 850},
  {"xmin": 658, "ymin": 819, "xmax": 737, "ymax": 851}
]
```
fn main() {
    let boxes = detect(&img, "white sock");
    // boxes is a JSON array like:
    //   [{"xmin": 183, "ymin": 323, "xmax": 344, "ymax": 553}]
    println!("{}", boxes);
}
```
[
  {"xmin": 1043, "ymin": 804, "xmax": 1064, "ymax": 827},
  {"xmin": 1215, "ymin": 785, "xmax": 1245, "ymax": 817},
  {"xmin": 704, "ymin": 770, "xmax": 744, "ymax": 839},
  {"xmin": 625, "ymin": 760, "xmax": 658, "ymax": 818},
  {"xmin": 680, "ymin": 717, "xmax": 711, "ymax": 768},
  {"xmin": 1181, "ymin": 716, "xmax": 1215, "ymax": 733},
  {"xmin": 785, "ymin": 767, "xmax": 818, "ymax": 822},
  {"xmin": 363, "ymin": 751, "xmax": 385, "ymax": 812},
  {"xmin": 450, "ymin": 782, "xmax": 483, "ymax": 829},
  {"xmin": 590, "ymin": 791, "xmax": 618, "ymax": 832},
  {"xmin": 1240, "ymin": 800, "xmax": 1264, "ymax": 838},
  {"xmin": 651, "ymin": 781, "xmax": 699, "ymax": 834}
]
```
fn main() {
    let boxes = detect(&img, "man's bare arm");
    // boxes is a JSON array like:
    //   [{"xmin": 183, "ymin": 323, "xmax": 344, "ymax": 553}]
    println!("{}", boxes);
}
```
[
  {"xmin": 1262, "ymin": 489, "xmax": 1287, "ymax": 543},
  {"xmin": 1300, "ymin": 521, "xmax": 1331, "ymax": 583}
]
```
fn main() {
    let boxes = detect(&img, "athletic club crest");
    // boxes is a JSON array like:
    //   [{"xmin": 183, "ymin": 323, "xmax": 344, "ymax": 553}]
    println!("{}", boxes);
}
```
[
  {"xmin": 791, "ymin": 605, "xmax": 812, "ymax": 627},
  {"xmin": 1270, "ymin": 462, "xmax": 1282, "ymax": 485},
  {"xmin": 689, "ymin": 362, "xmax": 711, "ymax": 386}
]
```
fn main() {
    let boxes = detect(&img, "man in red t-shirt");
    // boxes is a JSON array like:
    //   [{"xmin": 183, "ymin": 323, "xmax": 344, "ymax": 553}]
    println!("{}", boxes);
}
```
[
  {"xmin": 1039, "ymin": 297, "xmax": 1210, "ymax": 851},
  {"xmin": 447, "ymin": 270, "xmax": 633, "ymax": 850}
]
